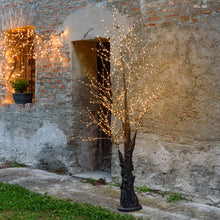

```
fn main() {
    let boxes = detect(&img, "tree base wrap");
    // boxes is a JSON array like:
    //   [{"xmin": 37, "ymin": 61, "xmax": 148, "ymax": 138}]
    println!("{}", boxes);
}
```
[{"xmin": 118, "ymin": 150, "xmax": 142, "ymax": 212}]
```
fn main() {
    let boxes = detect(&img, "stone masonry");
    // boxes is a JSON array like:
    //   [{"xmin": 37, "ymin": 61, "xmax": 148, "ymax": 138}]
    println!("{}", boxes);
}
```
[{"xmin": 0, "ymin": 0, "xmax": 219, "ymax": 206}]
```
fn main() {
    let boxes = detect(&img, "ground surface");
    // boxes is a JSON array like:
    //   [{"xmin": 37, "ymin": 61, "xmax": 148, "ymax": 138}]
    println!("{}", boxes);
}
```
[{"xmin": 0, "ymin": 166, "xmax": 219, "ymax": 220}]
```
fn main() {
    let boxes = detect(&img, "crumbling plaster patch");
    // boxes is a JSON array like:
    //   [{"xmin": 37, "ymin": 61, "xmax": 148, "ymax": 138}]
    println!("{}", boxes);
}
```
[{"xmin": 0, "ymin": 120, "xmax": 67, "ymax": 167}]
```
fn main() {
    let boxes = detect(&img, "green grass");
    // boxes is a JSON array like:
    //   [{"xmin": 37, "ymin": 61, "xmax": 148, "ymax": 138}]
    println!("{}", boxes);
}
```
[
  {"xmin": 11, "ymin": 161, "xmax": 23, "ymax": 168},
  {"xmin": 109, "ymin": 182, "xmax": 121, "ymax": 188},
  {"xmin": 113, "ymin": 183, "xmax": 121, "ymax": 187},
  {"xmin": 81, "ymin": 177, "xmax": 96, "ymax": 184},
  {"xmin": 135, "ymin": 185, "xmax": 151, "ymax": 193},
  {"xmin": 135, "ymin": 185, "xmax": 191, "ymax": 203},
  {"xmin": 0, "ymin": 182, "xmax": 136, "ymax": 220},
  {"xmin": 161, "ymin": 190, "xmax": 191, "ymax": 203},
  {"xmin": 166, "ymin": 192, "xmax": 189, "ymax": 203}
]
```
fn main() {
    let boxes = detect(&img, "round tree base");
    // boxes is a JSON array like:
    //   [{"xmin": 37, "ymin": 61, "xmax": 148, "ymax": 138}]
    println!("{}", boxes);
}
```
[{"xmin": 117, "ymin": 205, "xmax": 142, "ymax": 212}]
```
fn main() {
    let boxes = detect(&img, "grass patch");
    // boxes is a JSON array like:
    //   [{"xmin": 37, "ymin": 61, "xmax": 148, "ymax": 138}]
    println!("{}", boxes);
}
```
[
  {"xmin": 114, "ymin": 183, "xmax": 121, "ymax": 187},
  {"xmin": 161, "ymin": 190, "xmax": 191, "ymax": 203},
  {"xmin": 135, "ymin": 185, "xmax": 152, "ymax": 193},
  {"xmin": 81, "ymin": 179, "xmax": 191, "ymax": 205},
  {"xmin": 135, "ymin": 184, "xmax": 191, "ymax": 203},
  {"xmin": 109, "ymin": 182, "xmax": 121, "ymax": 188},
  {"xmin": 0, "ymin": 182, "xmax": 137, "ymax": 220},
  {"xmin": 81, "ymin": 177, "xmax": 96, "ymax": 184},
  {"xmin": 10, "ymin": 162, "xmax": 23, "ymax": 168},
  {"xmin": 81, "ymin": 178, "xmax": 107, "ymax": 186},
  {"xmin": 166, "ymin": 192, "xmax": 189, "ymax": 203}
]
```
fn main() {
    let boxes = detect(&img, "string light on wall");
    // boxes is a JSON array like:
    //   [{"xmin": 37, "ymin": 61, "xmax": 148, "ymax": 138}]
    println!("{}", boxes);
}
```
[
  {"xmin": 36, "ymin": 31, "xmax": 67, "ymax": 63},
  {"xmin": 4, "ymin": 26, "xmax": 35, "ymax": 81},
  {"xmin": 0, "ymin": 3, "xmax": 68, "ymax": 104},
  {"xmin": 0, "ymin": 4, "xmax": 36, "ymax": 103}
]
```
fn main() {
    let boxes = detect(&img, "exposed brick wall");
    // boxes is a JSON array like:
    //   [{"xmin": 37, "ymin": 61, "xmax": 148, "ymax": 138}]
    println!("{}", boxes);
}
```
[
  {"xmin": 35, "ymin": 42, "xmax": 71, "ymax": 106},
  {"xmin": 0, "ymin": 0, "xmax": 89, "ymax": 105},
  {"xmin": 0, "ymin": 0, "xmax": 219, "ymax": 105},
  {"xmin": 140, "ymin": 0, "xmax": 219, "ymax": 26}
]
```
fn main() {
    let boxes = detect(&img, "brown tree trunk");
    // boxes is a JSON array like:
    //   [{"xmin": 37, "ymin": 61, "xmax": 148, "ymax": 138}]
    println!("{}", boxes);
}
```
[{"xmin": 117, "ymin": 148, "xmax": 142, "ymax": 212}]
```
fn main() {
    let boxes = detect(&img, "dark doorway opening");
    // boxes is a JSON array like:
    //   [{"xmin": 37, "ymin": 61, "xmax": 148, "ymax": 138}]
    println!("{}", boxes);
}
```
[
  {"xmin": 96, "ymin": 41, "xmax": 112, "ymax": 173},
  {"xmin": 72, "ymin": 39, "xmax": 112, "ymax": 174}
]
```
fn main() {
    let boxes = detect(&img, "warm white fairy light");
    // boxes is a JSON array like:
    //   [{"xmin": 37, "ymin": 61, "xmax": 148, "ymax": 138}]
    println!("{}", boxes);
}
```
[
  {"xmin": 3, "ymin": 26, "xmax": 35, "ymax": 81},
  {"xmin": 34, "ymin": 31, "xmax": 67, "ymax": 63},
  {"xmin": 82, "ymin": 10, "xmax": 162, "ymax": 151},
  {"xmin": 0, "ymin": 24, "xmax": 67, "ymax": 104},
  {"xmin": 0, "ymin": 4, "xmax": 68, "ymax": 104}
]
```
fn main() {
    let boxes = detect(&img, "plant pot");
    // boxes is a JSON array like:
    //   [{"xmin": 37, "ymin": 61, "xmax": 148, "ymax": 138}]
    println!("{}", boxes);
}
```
[{"xmin": 13, "ymin": 93, "xmax": 33, "ymax": 104}]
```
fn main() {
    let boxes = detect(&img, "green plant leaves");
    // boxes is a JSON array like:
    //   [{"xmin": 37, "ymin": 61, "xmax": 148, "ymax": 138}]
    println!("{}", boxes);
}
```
[{"xmin": 9, "ymin": 78, "xmax": 29, "ymax": 93}]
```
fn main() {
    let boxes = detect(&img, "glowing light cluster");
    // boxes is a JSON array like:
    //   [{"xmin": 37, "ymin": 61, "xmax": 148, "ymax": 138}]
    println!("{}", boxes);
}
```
[
  {"xmin": 0, "ymin": 4, "xmax": 68, "ymax": 104},
  {"xmin": 81, "ymin": 10, "xmax": 162, "ymax": 150},
  {"xmin": 36, "ymin": 31, "xmax": 67, "ymax": 63},
  {"xmin": 4, "ymin": 26, "xmax": 35, "ymax": 81},
  {"xmin": 0, "ymin": 26, "xmax": 67, "ymax": 104}
]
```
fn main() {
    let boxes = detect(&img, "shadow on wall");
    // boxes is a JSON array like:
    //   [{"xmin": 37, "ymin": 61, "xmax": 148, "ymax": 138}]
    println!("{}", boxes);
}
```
[{"xmin": 37, "ymin": 144, "xmax": 68, "ymax": 174}]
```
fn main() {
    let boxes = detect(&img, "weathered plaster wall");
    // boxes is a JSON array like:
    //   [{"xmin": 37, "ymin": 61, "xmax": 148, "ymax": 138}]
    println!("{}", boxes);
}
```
[
  {"xmin": 0, "ymin": 104, "xmax": 75, "ymax": 173},
  {"xmin": 0, "ymin": 0, "xmax": 219, "ymax": 203},
  {"xmin": 112, "ymin": 14, "xmax": 220, "ymax": 203}
]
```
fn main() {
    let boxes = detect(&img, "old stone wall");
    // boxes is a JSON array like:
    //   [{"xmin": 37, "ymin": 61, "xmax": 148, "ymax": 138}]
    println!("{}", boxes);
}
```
[
  {"xmin": 135, "ymin": 0, "xmax": 219, "ymax": 203},
  {"xmin": 0, "ymin": 0, "xmax": 219, "ymax": 203}
]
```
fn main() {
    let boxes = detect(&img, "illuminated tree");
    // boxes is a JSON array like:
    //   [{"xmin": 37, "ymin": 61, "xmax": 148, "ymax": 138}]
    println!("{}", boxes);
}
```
[{"xmin": 82, "ymin": 12, "xmax": 161, "ymax": 212}]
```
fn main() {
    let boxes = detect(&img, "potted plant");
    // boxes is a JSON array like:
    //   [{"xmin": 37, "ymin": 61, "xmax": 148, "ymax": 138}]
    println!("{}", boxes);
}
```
[{"xmin": 9, "ymin": 78, "xmax": 33, "ymax": 104}]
